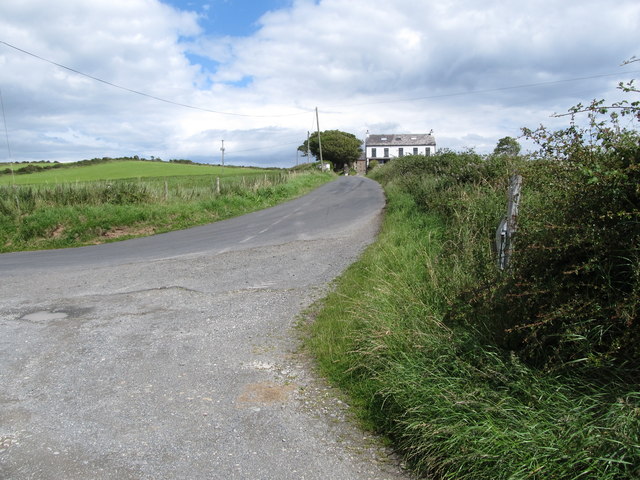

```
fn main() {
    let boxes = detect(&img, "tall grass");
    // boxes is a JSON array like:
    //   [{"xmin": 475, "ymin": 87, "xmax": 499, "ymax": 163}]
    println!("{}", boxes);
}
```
[
  {"xmin": 306, "ymin": 153, "xmax": 639, "ymax": 479},
  {"xmin": 0, "ymin": 170, "xmax": 333, "ymax": 252}
]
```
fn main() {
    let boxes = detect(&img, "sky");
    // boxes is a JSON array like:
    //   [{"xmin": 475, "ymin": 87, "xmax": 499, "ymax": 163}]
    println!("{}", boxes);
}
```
[{"xmin": 0, "ymin": 0, "xmax": 638, "ymax": 167}]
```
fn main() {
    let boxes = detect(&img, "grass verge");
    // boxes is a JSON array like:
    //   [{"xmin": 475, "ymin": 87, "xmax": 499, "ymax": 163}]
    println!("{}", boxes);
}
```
[{"xmin": 305, "ymin": 178, "xmax": 639, "ymax": 479}]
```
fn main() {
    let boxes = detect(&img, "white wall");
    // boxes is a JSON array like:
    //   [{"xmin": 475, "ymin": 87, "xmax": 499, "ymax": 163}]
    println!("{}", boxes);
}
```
[{"xmin": 366, "ymin": 145, "xmax": 434, "ymax": 159}]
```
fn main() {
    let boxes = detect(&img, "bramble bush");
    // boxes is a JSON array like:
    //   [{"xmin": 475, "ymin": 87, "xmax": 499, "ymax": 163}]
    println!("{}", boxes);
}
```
[{"xmin": 476, "ymin": 78, "xmax": 640, "ymax": 377}]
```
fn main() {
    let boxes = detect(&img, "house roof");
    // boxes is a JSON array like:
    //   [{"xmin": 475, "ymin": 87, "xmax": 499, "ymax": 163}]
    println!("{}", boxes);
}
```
[{"xmin": 366, "ymin": 134, "xmax": 436, "ymax": 146}]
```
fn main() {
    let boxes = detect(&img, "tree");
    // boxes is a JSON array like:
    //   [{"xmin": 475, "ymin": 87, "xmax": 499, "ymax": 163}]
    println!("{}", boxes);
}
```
[
  {"xmin": 493, "ymin": 136, "xmax": 521, "ymax": 156},
  {"xmin": 298, "ymin": 130, "xmax": 362, "ymax": 172}
]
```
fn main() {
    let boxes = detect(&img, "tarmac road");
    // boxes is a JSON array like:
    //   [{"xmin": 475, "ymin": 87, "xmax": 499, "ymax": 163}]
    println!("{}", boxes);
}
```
[{"xmin": 0, "ymin": 176, "xmax": 408, "ymax": 480}]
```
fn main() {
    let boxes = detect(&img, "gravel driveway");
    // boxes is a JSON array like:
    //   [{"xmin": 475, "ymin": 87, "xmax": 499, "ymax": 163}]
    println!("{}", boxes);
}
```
[{"xmin": 0, "ymin": 177, "xmax": 409, "ymax": 480}]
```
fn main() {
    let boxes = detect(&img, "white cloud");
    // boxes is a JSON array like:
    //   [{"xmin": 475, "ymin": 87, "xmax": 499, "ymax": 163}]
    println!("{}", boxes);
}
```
[{"xmin": 0, "ymin": 0, "xmax": 638, "ymax": 167}]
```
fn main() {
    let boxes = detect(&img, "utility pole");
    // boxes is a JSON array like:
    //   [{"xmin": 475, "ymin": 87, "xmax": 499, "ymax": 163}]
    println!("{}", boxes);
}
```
[
  {"xmin": 0, "ymin": 86, "xmax": 14, "ymax": 184},
  {"xmin": 364, "ymin": 129, "xmax": 369, "ymax": 172},
  {"xmin": 315, "ymin": 107, "xmax": 323, "ymax": 168},
  {"xmin": 220, "ymin": 139, "xmax": 225, "ymax": 166}
]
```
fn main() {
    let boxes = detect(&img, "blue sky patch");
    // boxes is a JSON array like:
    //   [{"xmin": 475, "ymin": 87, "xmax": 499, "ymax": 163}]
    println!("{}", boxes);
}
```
[
  {"xmin": 185, "ymin": 52, "xmax": 220, "ymax": 74},
  {"xmin": 162, "ymin": 0, "xmax": 292, "ymax": 37},
  {"xmin": 228, "ymin": 75, "xmax": 253, "ymax": 88}
]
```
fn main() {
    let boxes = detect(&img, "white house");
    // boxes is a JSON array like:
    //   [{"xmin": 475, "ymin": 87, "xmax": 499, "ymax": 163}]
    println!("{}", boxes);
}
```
[{"xmin": 365, "ymin": 133, "xmax": 436, "ymax": 165}]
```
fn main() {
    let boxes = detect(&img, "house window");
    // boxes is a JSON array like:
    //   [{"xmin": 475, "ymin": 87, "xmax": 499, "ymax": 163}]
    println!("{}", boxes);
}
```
[
  {"xmin": 413, "ymin": 147, "xmax": 418, "ymax": 155},
  {"xmin": 398, "ymin": 148, "xmax": 404, "ymax": 157},
  {"xmin": 383, "ymin": 147, "xmax": 389, "ymax": 157},
  {"xmin": 425, "ymin": 147, "xmax": 431, "ymax": 156},
  {"xmin": 371, "ymin": 148, "xmax": 377, "ymax": 158}
]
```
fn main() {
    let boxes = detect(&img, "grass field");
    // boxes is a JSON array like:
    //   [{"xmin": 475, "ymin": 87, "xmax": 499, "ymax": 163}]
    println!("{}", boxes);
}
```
[
  {"xmin": 0, "ymin": 159, "xmax": 273, "ymax": 185},
  {"xmin": 0, "ymin": 159, "xmax": 332, "ymax": 252}
]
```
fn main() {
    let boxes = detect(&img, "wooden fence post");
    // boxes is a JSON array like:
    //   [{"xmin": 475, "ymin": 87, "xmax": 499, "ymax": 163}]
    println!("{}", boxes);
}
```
[{"xmin": 496, "ymin": 175, "xmax": 523, "ymax": 270}]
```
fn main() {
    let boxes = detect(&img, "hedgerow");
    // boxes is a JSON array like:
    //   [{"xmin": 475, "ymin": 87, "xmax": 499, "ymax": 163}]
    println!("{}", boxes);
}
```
[{"xmin": 474, "ymin": 78, "xmax": 640, "ymax": 377}]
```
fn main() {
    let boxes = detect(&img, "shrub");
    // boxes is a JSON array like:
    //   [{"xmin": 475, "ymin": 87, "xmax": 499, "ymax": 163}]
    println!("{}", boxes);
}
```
[{"xmin": 474, "ymin": 80, "xmax": 640, "ymax": 376}]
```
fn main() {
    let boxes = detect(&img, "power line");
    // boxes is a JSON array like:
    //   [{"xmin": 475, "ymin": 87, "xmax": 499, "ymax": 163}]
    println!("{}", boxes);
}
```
[
  {"xmin": 325, "ymin": 70, "xmax": 640, "ymax": 109},
  {"xmin": 0, "ymin": 40, "xmax": 313, "ymax": 118},
  {"xmin": 228, "ymin": 139, "xmax": 302, "ymax": 155},
  {"xmin": 2, "ymin": 39, "xmax": 637, "ymax": 162},
  {"xmin": 4, "ymin": 39, "xmax": 636, "ymax": 117}
]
